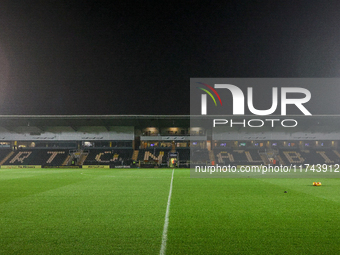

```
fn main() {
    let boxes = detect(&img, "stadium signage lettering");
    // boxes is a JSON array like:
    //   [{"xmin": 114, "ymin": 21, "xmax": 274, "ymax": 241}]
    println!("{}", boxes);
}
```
[{"xmin": 201, "ymin": 85, "xmax": 311, "ymax": 116}]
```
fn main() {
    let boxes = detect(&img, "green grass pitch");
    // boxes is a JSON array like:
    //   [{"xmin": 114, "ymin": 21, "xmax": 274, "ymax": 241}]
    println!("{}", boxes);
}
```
[{"xmin": 0, "ymin": 168, "xmax": 339, "ymax": 254}]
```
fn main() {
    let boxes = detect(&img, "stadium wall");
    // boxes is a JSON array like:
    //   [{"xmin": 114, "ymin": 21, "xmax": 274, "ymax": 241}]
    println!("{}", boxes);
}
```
[
  {"xmin": 213, "ymin": 130, "xmax": 340, "ymax": 141},
  {"xmin": 141, "ymin": 136, "xmax": 206, "ymax": 141},
  {"xmin": 0, "ymin": 126, "xmax": 134, "ymax": 141}
]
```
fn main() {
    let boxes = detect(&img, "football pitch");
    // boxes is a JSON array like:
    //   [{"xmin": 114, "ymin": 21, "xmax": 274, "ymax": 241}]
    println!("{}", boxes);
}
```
[{"xmin": 0, "ymin": 168, "xmax": 339, "ymax": 254}]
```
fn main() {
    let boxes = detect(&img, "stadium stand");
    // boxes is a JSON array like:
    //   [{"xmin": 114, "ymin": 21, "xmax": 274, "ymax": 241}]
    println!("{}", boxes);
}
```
[
  {"xmin": 3, "ymin": 149, "xmax": 69, "ymax": 166},
  {"xmin": 232, "ymin": 150, "xmax": 249, "ymax": 164},
  {"xmin": 213, "ymin": 149, "xmax": 264, "ymax": 165},
  {"xmin": 191, "ymin": 149, "xmax": 210, "ymax": 163},
  {"xmin": 1, "ymin": 115, "xmax": 340, "ymax": 168},
  {"xmin": 137, "ymin": 148, "xmax": 171, "ymax": 164},
  {"xmin": 0, "ymin": 149, "xmax": 13, "ymax": 165},
  {"xmin": 83, "ymin": 149, "xmax": 133, "ymax": 165},
  {"xmin": 178, "ymin": 148, "xmax": 190, "ymax": 161},
  {"xmin": 214, "ymin": 149, "xmax": 234, "ymax": 164},
  {"xmin": 245, "ymin": 150, "xmax": 263, "ymax": 163},
  {"xmin": 2, "ymin": 147, "xmax": 339, "ymax": 167},
  {"xmin": 281, "ymin": 149, "xmax": 340, "ymax": 165}
]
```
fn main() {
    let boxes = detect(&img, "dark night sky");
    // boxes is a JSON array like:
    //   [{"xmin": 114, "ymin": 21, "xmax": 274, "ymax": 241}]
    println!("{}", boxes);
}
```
[{"xmin": 1, "ymin": 1, "xmax": 340, "ymax": 115}]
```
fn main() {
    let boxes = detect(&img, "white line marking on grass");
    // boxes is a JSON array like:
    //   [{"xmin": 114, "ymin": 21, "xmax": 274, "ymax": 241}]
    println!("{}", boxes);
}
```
[{"xmin": 160, "ymin": 169, "xmax": 174, "ymax": 255}]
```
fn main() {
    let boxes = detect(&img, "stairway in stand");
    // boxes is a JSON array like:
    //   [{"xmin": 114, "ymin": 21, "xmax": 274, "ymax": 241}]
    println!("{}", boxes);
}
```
[{"xmin": 132, "ymin": 150, "xmax": 139, "ymax": 161}]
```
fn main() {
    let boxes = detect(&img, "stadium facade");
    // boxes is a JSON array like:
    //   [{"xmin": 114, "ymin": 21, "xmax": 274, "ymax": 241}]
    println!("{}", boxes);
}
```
[{"xmin": 0, "ymin": 115, "xmax": 339, "ymax": 168}]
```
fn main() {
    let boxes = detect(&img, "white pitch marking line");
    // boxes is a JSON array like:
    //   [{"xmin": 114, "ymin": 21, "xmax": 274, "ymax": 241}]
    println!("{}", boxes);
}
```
[{"xmin": 160, "ymin": 169, "xmax": 174, "ymax": 255}]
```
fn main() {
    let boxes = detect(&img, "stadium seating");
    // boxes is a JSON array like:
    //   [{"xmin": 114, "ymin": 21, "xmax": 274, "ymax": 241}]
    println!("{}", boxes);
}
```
[
  {"xmin": 279, "ymin": 149, "xmax": 340, "ymax": 165},
  {"xmin": 3, "ymin": 149, "xmax": 69, "ymax": 166},
  {"xmin": 0, "ymin": 149, "xmax": 13, "ymax": 164},
  {"xmin": 178, "ymin": 148, "xmax": 190, "ymax": 161},
  {"xmin": 83, "ymin": 149, "xmax": 133, "ymax": 165},
  {"xmin": 214, "ymin": 149, "xmax": 235, "ymax": 164},
  {"xmin": 191, "ymin": 149, "xmax": 210, "ymax": 163},
  {"xmin": 137, "ymin": 148, "xmax": 171, "ymax": 163},
  {"xmin": 213, "ymin": 149, "xmax": 264, "ymax": 165},
  {"xmin": 2, "ymin": 147, "xmax": 340, "ymax": 167}
]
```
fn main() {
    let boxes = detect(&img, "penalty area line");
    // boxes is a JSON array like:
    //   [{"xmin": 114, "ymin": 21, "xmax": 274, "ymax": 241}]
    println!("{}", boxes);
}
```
[{"xmin": 160, "ymin": 169, "xmax": 174, "ymax": 255}]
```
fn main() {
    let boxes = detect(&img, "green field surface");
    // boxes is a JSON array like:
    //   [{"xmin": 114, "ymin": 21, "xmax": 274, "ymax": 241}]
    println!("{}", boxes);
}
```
[{"xmin": 0, "ymin": 168, "xmax": 339, "ymax": 254}]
